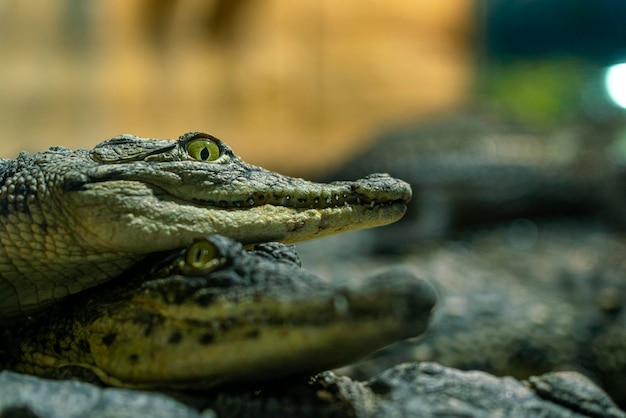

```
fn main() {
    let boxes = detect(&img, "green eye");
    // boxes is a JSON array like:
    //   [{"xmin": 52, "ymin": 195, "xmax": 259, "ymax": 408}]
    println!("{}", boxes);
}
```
[
  {"xmin": 184, "ymin": 239, "xmax": 225, "ymax": 273},
  {"xmin": 187, "ymin": 138, "xmax": 220, "ymax": 162}
]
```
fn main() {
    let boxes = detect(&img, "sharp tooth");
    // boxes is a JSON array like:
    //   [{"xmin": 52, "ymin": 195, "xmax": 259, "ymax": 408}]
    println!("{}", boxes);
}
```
[
  {"xmin": 370, "ymin": 200, "xmax": 376, "ymax": 208},
  {"xmin": 357, "ymin": 197, "xmax": 362, "ymax": 204}
]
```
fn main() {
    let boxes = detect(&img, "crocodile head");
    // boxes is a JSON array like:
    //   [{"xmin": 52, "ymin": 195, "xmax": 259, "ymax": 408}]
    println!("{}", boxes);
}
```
[
  {"xmin": 3, "ymin": 235, "xmax": 436, "ymax": 388},
  {"xmin": 73, "ymin": 131, "xmax": 411, "ymax": 251},
  {"xmin": 0, "ymin": 132, "xmax": 411, "ymax": 316}
]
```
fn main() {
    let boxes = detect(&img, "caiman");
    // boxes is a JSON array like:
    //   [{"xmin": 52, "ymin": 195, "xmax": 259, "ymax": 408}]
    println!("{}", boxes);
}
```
[
  {"xmin": 0, "ymin": 235, "xmax": 436, "ymax": 389},
  {"xmin": 0, "ymin": 132, "xmax": 411, "ymax": 318}
]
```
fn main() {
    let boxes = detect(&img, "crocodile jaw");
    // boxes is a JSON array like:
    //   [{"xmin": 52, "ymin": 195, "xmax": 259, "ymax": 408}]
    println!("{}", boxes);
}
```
[
  {"xmin": 66, "ymin": 177, "xmax": 410, "ymax": 252},
  {"xmin": 83, "ymin": 269, "xmax": 436, "ymax": 388}
]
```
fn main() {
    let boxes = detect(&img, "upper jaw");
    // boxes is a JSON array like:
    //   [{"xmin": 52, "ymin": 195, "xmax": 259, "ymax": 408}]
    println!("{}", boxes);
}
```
[
  {"xmin": 84, "ymin": 158, "xmax": 411, "ymax": 212},
  {"xmin": 181, "ymin": 173, "xmax": 412, "ymax": 211}
]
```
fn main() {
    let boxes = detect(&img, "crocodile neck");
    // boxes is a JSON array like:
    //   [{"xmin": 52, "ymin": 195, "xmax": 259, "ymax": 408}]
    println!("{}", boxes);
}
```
[{"xmin": 0, "ymin": 132, "xmax": 411, "ymax": 317}]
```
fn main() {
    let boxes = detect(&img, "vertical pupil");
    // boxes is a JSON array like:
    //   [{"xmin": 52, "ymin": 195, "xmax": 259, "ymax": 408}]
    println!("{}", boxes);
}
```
[
  {"xmin": 195, "ymin": 248, "xmax": 204, "ymax": 263},
  {"xmin": 200, "ymin": 147, "xmax": 210, "ymax": 160}
]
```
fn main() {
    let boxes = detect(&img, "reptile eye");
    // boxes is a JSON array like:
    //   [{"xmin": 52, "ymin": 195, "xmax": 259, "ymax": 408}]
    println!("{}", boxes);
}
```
[
  {"xmin": 187, "ymin": 138, "xmax": 220, "ymax": 162},
  {"xmin": 185, "ymin": 239, "xmax": 224, "ymax": 272}
]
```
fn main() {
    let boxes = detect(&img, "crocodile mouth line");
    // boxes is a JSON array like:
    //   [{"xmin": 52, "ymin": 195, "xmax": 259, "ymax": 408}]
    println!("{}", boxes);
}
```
[{"xmin": 189, "ymin": 194, "xmax": 407, "ymax": 210}]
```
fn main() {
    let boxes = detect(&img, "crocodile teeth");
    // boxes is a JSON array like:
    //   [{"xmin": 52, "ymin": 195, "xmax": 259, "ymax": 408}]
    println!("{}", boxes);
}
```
[{"xmin": 194, "ymin": 192, "xmax": 398, "ymax": 210}]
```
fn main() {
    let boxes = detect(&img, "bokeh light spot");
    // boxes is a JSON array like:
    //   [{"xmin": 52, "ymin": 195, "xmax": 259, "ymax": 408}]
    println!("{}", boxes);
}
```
[{"xmin": 605, "ymin": 63, "xmax": 626, "ymax": 109}]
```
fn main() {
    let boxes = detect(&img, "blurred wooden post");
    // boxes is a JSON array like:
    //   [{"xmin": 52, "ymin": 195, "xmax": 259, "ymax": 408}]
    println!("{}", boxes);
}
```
[{"xmin": 0, "ymin": 0, "xmax": 474, "ymax": 174}]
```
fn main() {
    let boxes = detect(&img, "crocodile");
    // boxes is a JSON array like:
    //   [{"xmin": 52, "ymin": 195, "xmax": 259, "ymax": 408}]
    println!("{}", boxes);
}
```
[
  {"xmin": 0, "ymin": 132, "xmax": 411, "ymax": 318},
  {"xmin": 0, "ymin": 234, "xmax": 436, "ymax": 389},
  {"xmin": 322, "ymin": 110, "xmax": 626, "ymax": 253}
]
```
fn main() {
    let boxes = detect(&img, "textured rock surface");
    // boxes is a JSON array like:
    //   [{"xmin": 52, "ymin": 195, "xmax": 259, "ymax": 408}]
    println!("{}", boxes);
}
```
[
  {"xmin": 0, "ymin": 371, "xmax": 215, "ymax": 418},
  {"xmin": 365, "ymin": 363, "xmax": 624, "ymax": 418},
  {"xmin": 3, "ymin": 363, "xmax": 624, "ymax": 418}
]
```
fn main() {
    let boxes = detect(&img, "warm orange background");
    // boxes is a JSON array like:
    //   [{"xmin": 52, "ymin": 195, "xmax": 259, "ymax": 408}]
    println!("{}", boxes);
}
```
[{"xmin": 0, "ymin": 1, "xmax": 473, "ymax": 174}]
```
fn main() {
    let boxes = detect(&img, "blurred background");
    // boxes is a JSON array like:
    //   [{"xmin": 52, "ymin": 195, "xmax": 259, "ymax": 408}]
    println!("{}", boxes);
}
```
[{"xmin": 0, "ymin": 0, "xmax": 625, "ymax": 175}]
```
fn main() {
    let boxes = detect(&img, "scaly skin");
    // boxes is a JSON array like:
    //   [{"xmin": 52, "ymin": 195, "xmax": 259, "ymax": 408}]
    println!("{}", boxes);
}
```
[
  {"xmin": 0, "ymin": 132, "xmax": 411, "ymax": 317},
  {"xmin": 0, "ymin": 235, "xmax": 436, "ymax": 389}
]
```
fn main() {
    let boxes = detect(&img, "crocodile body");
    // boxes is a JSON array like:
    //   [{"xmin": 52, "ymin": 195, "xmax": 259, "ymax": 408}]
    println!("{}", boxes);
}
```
[
  {"xmin": 0, "ymin": 235, "xmax": 436, "ymax": 389},
  {"xmin": 0, "ymin": 132, "xmax": 411, "ymax": 317}
]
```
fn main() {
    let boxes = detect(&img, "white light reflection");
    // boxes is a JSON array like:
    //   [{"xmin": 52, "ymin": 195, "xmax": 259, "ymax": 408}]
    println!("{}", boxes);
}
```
[{"xmin": 605, "ymin": 63, "xmax": 626, "ymax": 109}]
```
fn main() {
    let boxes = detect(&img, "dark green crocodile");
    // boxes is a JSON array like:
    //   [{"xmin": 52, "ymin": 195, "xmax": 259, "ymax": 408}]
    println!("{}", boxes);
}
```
[
  {"xmin": 0, "ymin": 234, "xmax": 436, "ymax": 389},
  {"xmin": 0, "ymin": 132, "xmax": 411, "ymax": 318}
]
